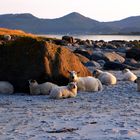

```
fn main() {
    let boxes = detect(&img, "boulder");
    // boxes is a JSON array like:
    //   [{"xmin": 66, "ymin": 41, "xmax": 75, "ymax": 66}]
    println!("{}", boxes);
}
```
[
  {"xmin": 104, "ymin": 52, "xmax": 125, "ymax": 63},
  {"xmin": 126, "ymin": 48, "xmax": 140, "ymax": 61},
  {"xmin": 91, "ymin": 51, "xmax": 125, "ymax": 63},
  {"xmin": 62, "ymin": 36, "xmax": 74, "ymax": 44},
  {"xmin": 84, "ymin": 61, "xmax": 101, "ymax": 69},
  {"xmin": 0, "ymin": 36, "xmax": 92, "ymax": 93},
  {"xmin": 91, "ymin": 52, "xmax": 107, "ymax": 61},
  {"xmin": 75, "ymin": 53, "xmax": 90, "ymax": 64},
  {"xmin": 104, "ymin": 61, "xmax": 138, "ymax": 70},
  {"xmin": 124, "ymin": 58, "xmax": 140, "ymax": 68},
  {"xmin": 73, "ymin": 48, "xmax": 93, "ymax": 60}
]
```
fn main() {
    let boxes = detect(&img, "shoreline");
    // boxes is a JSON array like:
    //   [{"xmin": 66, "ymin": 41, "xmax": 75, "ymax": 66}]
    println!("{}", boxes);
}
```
[{"xmin": 0, "ymin": 70, "xmax": 140, "ymax": 139}]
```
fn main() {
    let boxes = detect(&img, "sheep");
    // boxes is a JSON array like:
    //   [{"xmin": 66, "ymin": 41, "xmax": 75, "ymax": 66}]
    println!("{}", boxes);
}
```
[
  {"xmin": 0, "ymin": 81, "xmax": 14, "ymax": 94},
  {"xmin": 28, "ymin": 80, "xmax": 58, "ymax": 95},
  {"xmin": 122, "ymin": 68, "xmax": 137, "ymax": 81},
  {"xmin": 93, "ymin": 69, "xmax": 117, "ymax": 85},
  {"xmin": 49, "ymin": 82, "xmax": 77, "ymax": 99},
  {"xmin": 3, "ymin": 34, "xmax": 11, "ymax": 41},
  {"xmin": 68, "ymin": 71, "xmax": 103, "ymax": 92}
]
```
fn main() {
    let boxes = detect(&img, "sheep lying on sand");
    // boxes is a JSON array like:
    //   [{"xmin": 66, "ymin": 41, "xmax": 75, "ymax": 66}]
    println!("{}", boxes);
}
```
[
  {"xmin": 122, "ymin": 68, "xmax": 137, "ymax": 81},
  {"xmin": 50, "ymin": 82, "xmax": 77, "ymax": 99},
  {"xmin": 29, "ymin": 80, "xmax": 58, "ymax": 95},
  {"xmin": 0, "ymin": 81, "xmax": 14, "ymax": 94},
  {"xmin": 68, "ymin": 71, "xmax": 103, "ymax": 92},
  {"xmin": 93, "ymin": 69, "xmax": 117, "ymax": 85}
]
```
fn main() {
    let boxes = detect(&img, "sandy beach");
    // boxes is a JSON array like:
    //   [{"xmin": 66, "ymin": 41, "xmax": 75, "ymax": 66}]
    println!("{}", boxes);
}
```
[{"xmin": 0, "ymin": 70, "xmax": 140, "ymax": 140}]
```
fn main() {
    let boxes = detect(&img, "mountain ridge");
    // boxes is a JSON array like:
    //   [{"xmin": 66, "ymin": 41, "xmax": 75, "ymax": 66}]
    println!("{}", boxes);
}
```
[{"xmin": 0, "ymin": 12, "xmax": 140, "ymax": 34}]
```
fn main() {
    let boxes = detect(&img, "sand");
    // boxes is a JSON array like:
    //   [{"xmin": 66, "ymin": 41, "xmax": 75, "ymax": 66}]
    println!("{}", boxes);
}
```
[{"xmin": 0, "ymin": 70, "xmax": 140, "ymax": 140}]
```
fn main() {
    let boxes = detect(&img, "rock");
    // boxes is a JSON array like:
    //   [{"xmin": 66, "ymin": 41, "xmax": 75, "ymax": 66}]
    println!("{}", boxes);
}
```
[
  {"xmin": 62, "ymin": 36, "xmax": 74, "ymax": 44},
  {"xmin": 73, "ymin": 48, "xmax": 93, "ymax": 60},
  {"xmin": 91, "ymin": 52, "xmax": 107, "ymax": 61},
  {"xmin": 84, "ymin": 61, "xmax": 101, "ymax": 69},
  {"xmin": 85, "ymin": 39, "xmax": 93, "ymax": 46},
  {"xmin": 97, "ymin": 60, "xmax": 106, "ymax": 67},
  {"xmin": 126, "ymin": 48, "xmax": 140, "ymax": 61},
  {"xmin": 75, "ymin": 53, "xmax": 90, "ymax": 64},
  {"xmin": 104, "ymin": 43, "xmax": 117, "ymax": 49},
  {"xmin": 108, "ymin": 40, "xmax": 129, "ymax": 48},
  {"xmin": 104, "ymin": 61, "xmax": 138, "ymax": 70},
  {"xmin": 0, "ymin": 36, "xmax": 92, "ymax": 93},
  {"xmin": 53, "ymin": 39, "xmax": 68, "ymax": 46},
  {"xmin": 104, "ymin": 52, "xmax": 125, "ymax": 63},
  {"xmin": 124, "ymin": 58, "xmax": 140, "ymax": 68},
  {"xmin": 91, "ymin": 51, "xmax": 125, "ymax": 63}
]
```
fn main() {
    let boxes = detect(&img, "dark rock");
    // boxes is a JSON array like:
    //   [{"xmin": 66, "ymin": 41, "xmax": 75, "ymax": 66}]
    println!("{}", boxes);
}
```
[
  {"xmin": 53, "ymin": 39, "xmax": 68, "ymax": 46},
  {"xmin": 126, "ymin": 48, "xmax": 140, "ymax": 61},
  {"xmin": 73, "ymin": 48, "xmax": 93, "ymax": 59},
  {"xmin": 91, "ymin": 52, "xmax": 107, "ymax": 61},
  {"xmin": 62, "ymin": 36, "xmax": 74, "ymax": 44},
  {"xmin": 97, "ymin": 60, "xmax": 106, "ymax": 67},
  {"xmin": 104, "ymin": 61, "xmax": 138, "ymax": 70},
  {"xmin": 104, "ymin": 43, "xmax": 117, "ymax": 49},
  {"xmin": 124, "ymin": 58, "xmax": 140, "ymax": 68},
  {"xmin": 78, "ymin": 40, "xmax": 89, "ymax": 46},
  {"xmin": 84, "ymin": 61, "xmax": 101, "ymax": 69},
  {"xmin": 75, "ymin": 53, "xmax": 90, "ymax": 64}
]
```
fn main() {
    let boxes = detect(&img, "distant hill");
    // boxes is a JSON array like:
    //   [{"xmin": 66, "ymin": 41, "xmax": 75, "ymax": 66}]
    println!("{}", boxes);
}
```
[
  {"xmin": 0, "ymin": 12, "xmax": 140, "ymax": 34},
  {"xmin": 105, "ymin": 16, "xmax": 140, "ymax": 34}
]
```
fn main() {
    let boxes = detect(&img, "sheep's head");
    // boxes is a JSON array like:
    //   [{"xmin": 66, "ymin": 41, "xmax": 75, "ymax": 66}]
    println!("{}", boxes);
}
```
[
  {"xmin": 93, "ymin": 69, "xmax": 102, "ymax": 78},
  {"xmin": 28, "ymin": 79, "xmax": 38, "ymax": 86},
  {"xmin": 68, "ymin": 82, "xmax": 77, "ymax": 92},
  {"xmin": 68, "ymin": 70, "xmax": 80, "ymax": 82},
  {"xmin": 122, "ymin": 68, "xmax": 130, "ymax": 74}
]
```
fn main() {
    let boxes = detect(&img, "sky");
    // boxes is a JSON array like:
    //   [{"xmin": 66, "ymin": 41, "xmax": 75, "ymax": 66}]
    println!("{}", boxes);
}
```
[{"xmin": 0, "ymin": 0, "xmax": 140, "ymax": 22}]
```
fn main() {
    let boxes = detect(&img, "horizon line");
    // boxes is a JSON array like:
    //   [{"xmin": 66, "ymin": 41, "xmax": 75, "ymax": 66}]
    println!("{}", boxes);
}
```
[{"xmin": 0, "ymin": 12, "xmax": 140, "ymax": 22}]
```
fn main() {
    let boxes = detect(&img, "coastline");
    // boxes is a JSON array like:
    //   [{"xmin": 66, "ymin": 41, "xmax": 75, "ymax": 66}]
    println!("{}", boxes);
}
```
[{"xmin": 0, "ymin": 70, "xmax": 140, "ymax": 139}]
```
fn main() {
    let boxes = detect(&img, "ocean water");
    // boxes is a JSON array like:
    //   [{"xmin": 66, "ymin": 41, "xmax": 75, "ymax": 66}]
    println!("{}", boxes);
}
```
[{"xmin": 39, "ymin": 34, "xmax": 140, "ymax": 41}]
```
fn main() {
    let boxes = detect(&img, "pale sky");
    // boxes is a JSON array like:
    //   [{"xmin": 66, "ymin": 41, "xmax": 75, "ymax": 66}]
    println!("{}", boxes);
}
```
[{"xmin": 0, "ymin": 0, "xmax": 140, "ymax": 21}]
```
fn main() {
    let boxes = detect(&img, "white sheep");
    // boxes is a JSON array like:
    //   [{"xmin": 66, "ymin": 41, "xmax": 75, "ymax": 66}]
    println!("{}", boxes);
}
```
[
  {"xmin": 93, "ymin": 69, "xmax": 117, "ymax": 85},
  {"xmin": 0, "ymin": 81, "xmax": 14, "ymax": 94},
  {"xmin": 122, "ymin": 68, "xmax": 137, "ymax": 81},
  {"xmin": 28, "ymin": 80, "xmax": 58, "ymax": 95},
  {"xmin": 68, "ymin": 71, "xmax": 103, "ymax": 92},
  {"xmin": 3, "ymin": 34, "xmax": 11, "ymax": 41},
  {"xmin": 49, "ymin": 82, "xmax": 77, "ymax": 99}
]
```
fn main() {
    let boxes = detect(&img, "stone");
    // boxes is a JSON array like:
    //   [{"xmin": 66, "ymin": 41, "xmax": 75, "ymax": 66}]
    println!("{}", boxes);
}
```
[
  {"xmin": 126, "ymin": 48, "xmax": 140, "ymax": 61},
  {"xmin": 104, "ymin": 52, "xmax": 125, "ymax": 63},
  {"xmin": 75, "ymin": 53, "xmax": 90, "ymax": 64},
  {"xmin": 104, "ymin": 61, "xmax": 138, "ymax": 70},
  {"xmin": 84, "ymin": 61, "xmax": 101, "ymax": 69},
  {"xmin": 73, "ymin": 48, "xmax": 93, "ymax": 60},
  {"xmin": 62, "ymin": 36, "xmax": 74, "ymax": 44}
]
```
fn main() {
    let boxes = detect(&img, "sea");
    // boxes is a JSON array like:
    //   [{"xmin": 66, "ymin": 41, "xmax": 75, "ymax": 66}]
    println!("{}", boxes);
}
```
[{"xmin": 39, "ymin": 34, "xmax": 140, "ymax": 42}]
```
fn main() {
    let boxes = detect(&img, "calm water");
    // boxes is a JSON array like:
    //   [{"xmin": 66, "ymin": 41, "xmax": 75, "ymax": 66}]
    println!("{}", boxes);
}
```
[{"xmin": 40, "ymin": 34, "xmax": 140, "ymax": 41}]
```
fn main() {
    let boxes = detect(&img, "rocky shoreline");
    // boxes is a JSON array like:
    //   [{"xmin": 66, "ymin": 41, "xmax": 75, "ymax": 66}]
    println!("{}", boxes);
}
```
[
  {"xmin": 0, "ymin": 30, "xmax": 140, "ymax": 92},
  {"xmin": 0, "ymin": 29, "xmax": 140, "ymax": 139}
]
